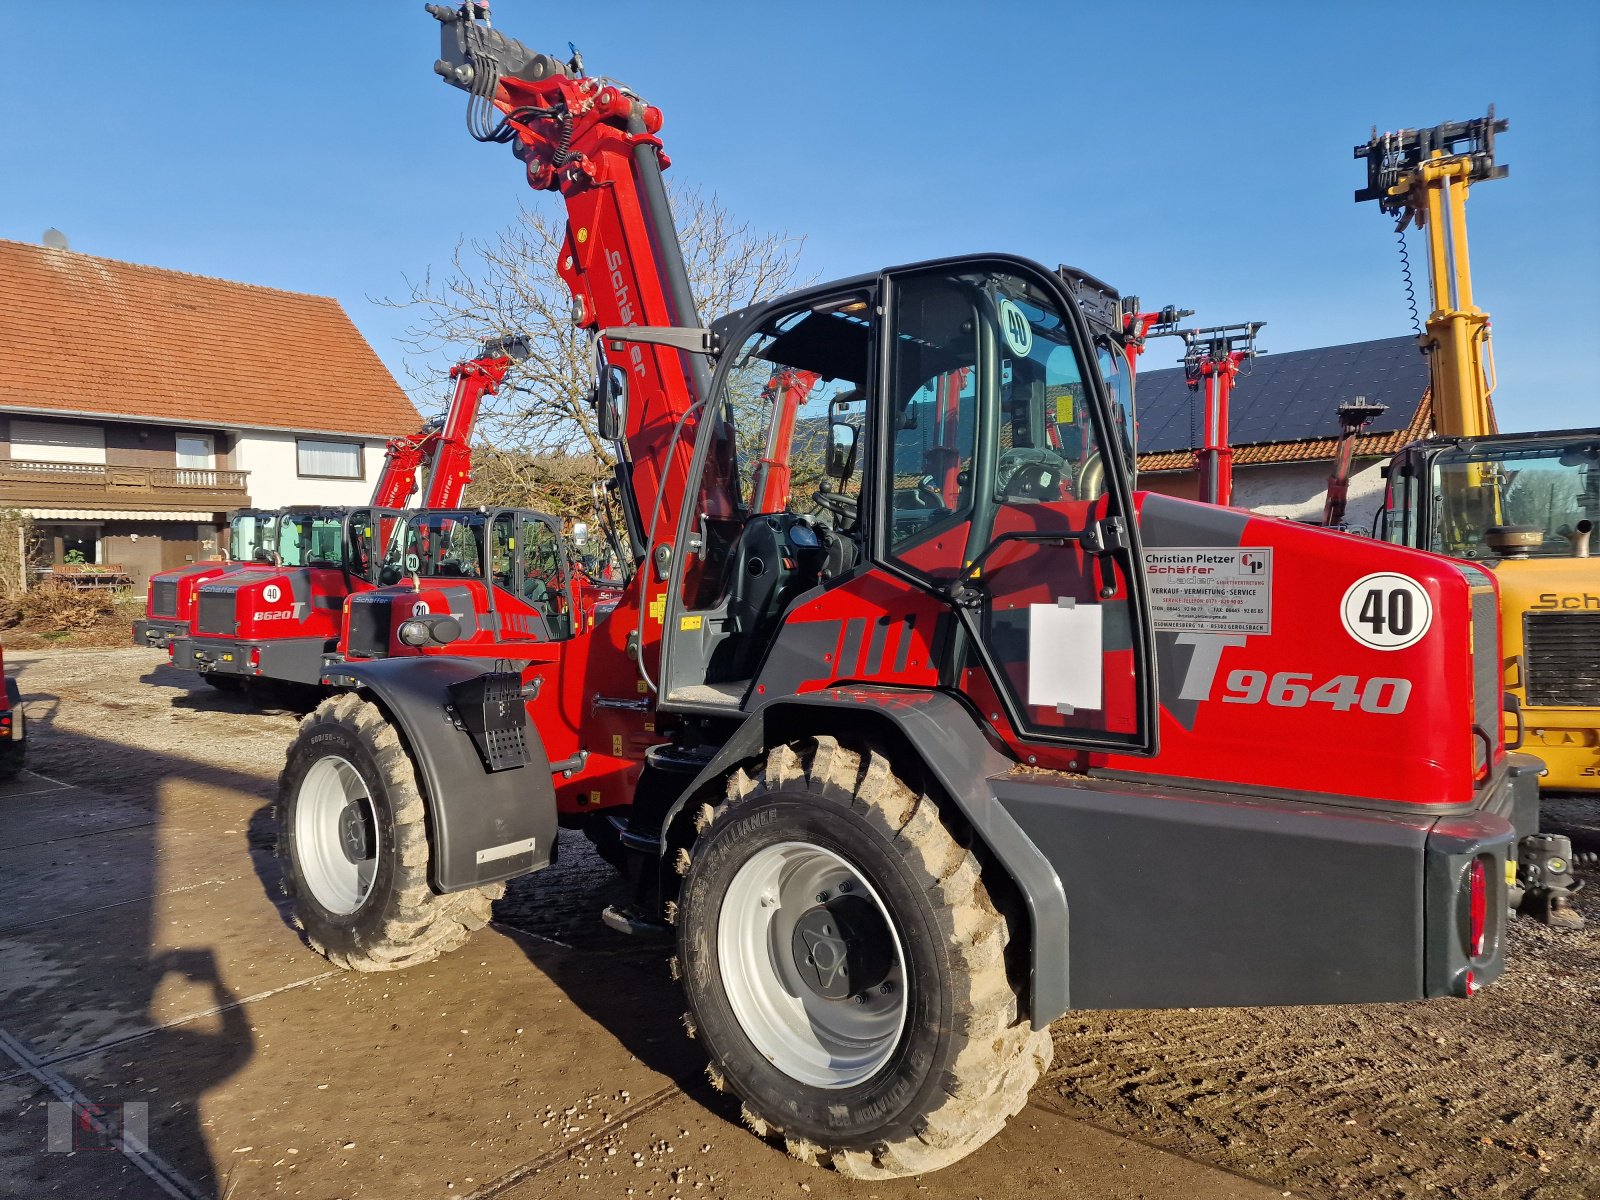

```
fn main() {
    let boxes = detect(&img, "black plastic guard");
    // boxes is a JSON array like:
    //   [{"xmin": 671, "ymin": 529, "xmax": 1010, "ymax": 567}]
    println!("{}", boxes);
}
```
[
  {"xmin": 447, "ymin": 670, "xmax": 530, "ymax": 771},
  {"xmin": 326, "ymin": 656, "xmax": 556, "ymax": 893}
]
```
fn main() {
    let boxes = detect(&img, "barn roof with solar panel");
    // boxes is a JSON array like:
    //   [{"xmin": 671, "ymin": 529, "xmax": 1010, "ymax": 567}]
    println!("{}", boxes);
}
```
[{"xmin": 1134, "ymin": 335, "xmax": 1432, "ymax": 472}]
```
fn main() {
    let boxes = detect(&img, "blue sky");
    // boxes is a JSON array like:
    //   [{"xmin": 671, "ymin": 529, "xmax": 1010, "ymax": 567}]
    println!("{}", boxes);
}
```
[{"xmin": 4, "ymin": 1, "xmax": 1596, "ymax": 432}]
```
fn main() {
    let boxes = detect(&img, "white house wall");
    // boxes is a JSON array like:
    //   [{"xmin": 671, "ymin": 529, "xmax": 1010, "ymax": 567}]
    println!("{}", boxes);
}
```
[
  {"xmin": 234, "ymin": 430, "xmax": 390, "ymax": 508},
  {"xmin": 1233, "ymin": 458, "xmax": 1388, "ymax": 530}
]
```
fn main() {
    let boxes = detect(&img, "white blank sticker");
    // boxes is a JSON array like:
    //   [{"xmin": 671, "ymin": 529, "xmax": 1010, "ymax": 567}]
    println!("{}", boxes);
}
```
[{"xmin": 1028, "ymin": 602, "xmax": 1103, "ymax": 712}]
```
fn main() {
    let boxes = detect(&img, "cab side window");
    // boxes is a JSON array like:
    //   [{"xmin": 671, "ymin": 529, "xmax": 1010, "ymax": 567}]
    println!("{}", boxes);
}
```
[
  {"xmin": 885, "ymin": 275, "xmax": 980, "ymax": 567},
  {"xmin": 490, "ymin": 514, "xmax": 517, "ymax": 591}
]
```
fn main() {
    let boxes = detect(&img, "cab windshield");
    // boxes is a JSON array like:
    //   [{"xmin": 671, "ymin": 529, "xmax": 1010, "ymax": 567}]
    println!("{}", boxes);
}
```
[
  {"xmin": 276, "ymin": 513, "xmax": 344, "ymax": 568},
  {"xmin": 401, "ymin": 512, "xmax": 487, "ymax": 578},
  {"xmin": 1431, "ymin": 440, "xmax": 1600, "ymax": 558},
  {"xmin": 228, "ymin": 513, "xmax": 276, "ymax": 563},
  {"xmin": 1097, "ymin": 342, "xmax": 1135, "ymax": 471}
]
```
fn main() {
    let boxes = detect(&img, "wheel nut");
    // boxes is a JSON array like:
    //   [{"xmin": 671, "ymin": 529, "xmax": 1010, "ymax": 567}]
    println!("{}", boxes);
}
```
[
  {"xmin": 837, "ymin": 881, "xmax": 853, "ymax": 893},
  {"xmin": 879, "ymin": 982, "xmax": 894, "ymax": 995},
  {"xmin": 815, "ymin": 892, "xmax": 829, "ymax": 903},
  {"xmin": 852, "ymin": 993, "xmax": 868, "ymax": 1005}
]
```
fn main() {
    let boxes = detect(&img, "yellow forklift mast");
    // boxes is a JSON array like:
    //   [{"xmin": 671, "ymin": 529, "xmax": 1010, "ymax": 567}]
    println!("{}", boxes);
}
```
[{"xmin": 1360, "ymin": 111, "xmax": 1600, "ymax": 794}]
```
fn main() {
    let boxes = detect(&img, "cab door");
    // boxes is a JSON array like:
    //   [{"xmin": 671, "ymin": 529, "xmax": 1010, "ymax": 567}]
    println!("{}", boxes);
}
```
[{"xmin": 874, "ymin": 260, "xmax": 1156, "ymax": 753}]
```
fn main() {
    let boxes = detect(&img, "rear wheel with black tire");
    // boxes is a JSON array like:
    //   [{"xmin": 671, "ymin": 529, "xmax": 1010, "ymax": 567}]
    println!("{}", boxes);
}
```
[
  {"xmin": 674, "ymin": 735, "xmax": 1050, "ymax": 1178},
  {"xmin": 275, "ymin": 693, "xmax": 501, "ymax": 972}
]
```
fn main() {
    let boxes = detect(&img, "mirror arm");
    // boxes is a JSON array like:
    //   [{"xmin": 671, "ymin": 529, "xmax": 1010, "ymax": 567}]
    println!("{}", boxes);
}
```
[{"xmin": 602, "ymin": 326, "xmax": 719, "ymax": 356}]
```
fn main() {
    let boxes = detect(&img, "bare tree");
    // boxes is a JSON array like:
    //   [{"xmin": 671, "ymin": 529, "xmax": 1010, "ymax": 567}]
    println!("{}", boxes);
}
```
[{"xmin": 380, "ymin": 184, "xmax": 808, "ymax": 509}]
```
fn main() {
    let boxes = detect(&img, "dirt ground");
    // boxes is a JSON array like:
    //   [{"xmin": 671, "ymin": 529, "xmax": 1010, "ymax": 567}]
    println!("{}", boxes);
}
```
[{"xmin": 4, "ymin": 645, "xmax": 1597, "ymax": 1199}]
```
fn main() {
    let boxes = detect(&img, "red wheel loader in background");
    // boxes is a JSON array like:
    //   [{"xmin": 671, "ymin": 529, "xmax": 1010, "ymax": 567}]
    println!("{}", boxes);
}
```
[
  {"xmin": 270, "ymin": 6, "xmax": 1576, "ymax": 1180},
  {"xmin": 161, "ymin": 338, "xmax": 526, "ymax": 693},
  {"xmin": 132, "ymin": 508, "xmax": 279, "ymax": 649}
]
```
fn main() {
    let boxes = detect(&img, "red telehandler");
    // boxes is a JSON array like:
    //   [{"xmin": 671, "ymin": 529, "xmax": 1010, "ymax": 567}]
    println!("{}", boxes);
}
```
[
  {"xmin": 133, "ymin": 508, "xmax": 280, "ymax": 650},
  {"xmin": 270, "ymin": 6, "xmax": 1572, "ymax": 1178},
  {"xmin": 164, "ymin": 338, "xmax": 526, "ymax": 692}
]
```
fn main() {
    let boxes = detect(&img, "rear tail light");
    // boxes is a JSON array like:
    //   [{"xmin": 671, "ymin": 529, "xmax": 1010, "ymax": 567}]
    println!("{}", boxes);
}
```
[
  {"xmin": 249, "ymin": 647, "xmax": 261, "ymax": 671},
  {"xmin": 1467, "ymin": 858, "xmax": 1488, "ymax": 958}
]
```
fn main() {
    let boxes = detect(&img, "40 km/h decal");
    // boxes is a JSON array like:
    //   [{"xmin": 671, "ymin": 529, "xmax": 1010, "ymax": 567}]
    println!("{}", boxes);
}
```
[
  {"xmin": 262, "ymin": 584, "xmax": 282, "ymax": 604},
  {"xmin": 998, "ymin": 298, "xmax": 1034, "ymax": 358},
  {"xmin": 1340, "ymin": 572, "xmax": 1432, "ymax": 651}
]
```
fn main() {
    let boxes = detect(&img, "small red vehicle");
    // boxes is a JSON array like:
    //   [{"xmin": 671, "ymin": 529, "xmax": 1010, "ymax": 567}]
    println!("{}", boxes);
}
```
[{"xmin": 0, "ymin": 642, "xmax": 26, "ymax": 780}]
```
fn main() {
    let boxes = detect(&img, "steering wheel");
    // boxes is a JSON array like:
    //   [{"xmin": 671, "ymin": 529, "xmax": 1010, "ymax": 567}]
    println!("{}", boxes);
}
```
[
  {"xmin": 996, "ymin": 447, "xmax": 1067, "ymax": 502},
  {"xmin": 811, "ymin": 488, "xmax": 858, "ymax": 528}
]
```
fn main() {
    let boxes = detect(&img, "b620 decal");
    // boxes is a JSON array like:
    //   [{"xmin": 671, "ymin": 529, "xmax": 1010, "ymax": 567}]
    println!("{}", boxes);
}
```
[{"xmin": 1221, "ymin": 670, "xmax": 1412, "ymax": 714}]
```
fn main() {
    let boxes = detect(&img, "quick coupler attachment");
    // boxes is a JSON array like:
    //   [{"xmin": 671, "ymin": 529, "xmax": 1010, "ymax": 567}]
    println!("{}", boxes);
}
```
[{"xmin": 1513, "ymin": 833, "xmax": 1585, "ymax": 930}]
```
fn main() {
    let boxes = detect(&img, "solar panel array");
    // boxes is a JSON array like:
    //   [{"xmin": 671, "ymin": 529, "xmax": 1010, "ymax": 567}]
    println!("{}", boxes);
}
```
[{"xmin": 1135, "ymin": 335, "xmax": 1428, "ymax": 453}]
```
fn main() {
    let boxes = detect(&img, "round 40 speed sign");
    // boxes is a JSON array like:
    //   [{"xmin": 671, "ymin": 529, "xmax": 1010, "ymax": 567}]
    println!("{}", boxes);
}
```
[{"xmin": 1340, "ymin": 572, "xmax": 1433, "ymax": 651}]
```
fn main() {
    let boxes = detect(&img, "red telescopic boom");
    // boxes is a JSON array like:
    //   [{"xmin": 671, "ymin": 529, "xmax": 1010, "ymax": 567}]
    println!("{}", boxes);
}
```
[
  {"xmin": 369, "ymin": 336, "xmax": 528, "ymax": 509},
  {"xmin": 1178, "ymin": 322, "xmax": 1264, "ymax": 506}
]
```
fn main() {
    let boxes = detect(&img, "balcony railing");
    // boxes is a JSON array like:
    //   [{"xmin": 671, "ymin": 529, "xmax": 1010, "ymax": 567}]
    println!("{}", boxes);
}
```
[{"xmin": 0, "ymin": 458, "xmax": 251, "ymax": 511}]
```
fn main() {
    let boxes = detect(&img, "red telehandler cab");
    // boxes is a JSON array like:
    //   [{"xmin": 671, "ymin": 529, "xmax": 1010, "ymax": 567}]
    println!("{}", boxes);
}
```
[
  {"xmin": 165, "ymin": 338, "xmax": 526, "ymax": 692},
  {"xmin": 336, "ymin": 506, "xmax": 608, "ymax": 663},
  {"xmin": 132, "ymin": 508, "xmax": 280, "ymax": 649},
  {"xmin": 270, "ymin": 6, "xmax": 1569, "ymax": 1178}
]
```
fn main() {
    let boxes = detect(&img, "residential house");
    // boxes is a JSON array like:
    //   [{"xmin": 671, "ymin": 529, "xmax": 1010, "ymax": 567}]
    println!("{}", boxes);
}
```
[
  {"xmin": 0, "ymin": 238, "xmax": 421, "ymax": 590},
  {"xmin": 1133, "ymin": 335, "xmax": 1432, "ymax": 531}
]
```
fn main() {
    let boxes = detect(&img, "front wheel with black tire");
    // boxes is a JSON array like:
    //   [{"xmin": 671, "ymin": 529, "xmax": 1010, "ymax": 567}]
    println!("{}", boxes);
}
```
[
  {"xmin": 275, "ymin": 693, "xmax": 501, "ymax": 972},
  {"xmin": 674, "ymin": 735, "xmax": 1051, "ymax": 1178}
]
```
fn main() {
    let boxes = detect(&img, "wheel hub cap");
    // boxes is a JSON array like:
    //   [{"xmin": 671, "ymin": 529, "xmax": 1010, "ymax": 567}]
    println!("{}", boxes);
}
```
[
  {"xmin": 790, "ymin": 896, "xmax": 893, "ymax": 1001},
  {"xmin": 338, "ymin": 801, "xmax": 374, "ymax": 863}
]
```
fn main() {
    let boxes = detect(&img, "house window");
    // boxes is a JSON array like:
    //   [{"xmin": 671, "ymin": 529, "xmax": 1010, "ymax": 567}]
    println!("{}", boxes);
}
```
[
  {"xmin": 296, "ymin": 439, "xmax": 364, "ymax": 480},
  {"xmin": 11, "ymin": 419, "xmax": 106, "ymax": 464},
  {"xmin": 176, "ymin": 433, "xmax": 214, "ymax": 469}
]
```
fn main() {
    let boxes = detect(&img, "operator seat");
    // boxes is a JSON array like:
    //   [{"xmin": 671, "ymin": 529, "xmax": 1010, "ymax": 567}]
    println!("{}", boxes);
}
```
[{"xmin": 708, "ymin": 514, "xmax": 825, "ymax": 681}]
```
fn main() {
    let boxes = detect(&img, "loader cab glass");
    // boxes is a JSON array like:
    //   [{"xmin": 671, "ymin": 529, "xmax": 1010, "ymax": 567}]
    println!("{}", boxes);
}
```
[
  {"xmin": 662, "ymin": 260, "xmax": 1152, "ymax": 752},
  {"xmin": 675, "ymin": 296, "xmax": 873, "ymax": 613},
  {"xmin": 1097, "ymin": 339, "xmax": 1136, "ymax": 475},
  {"xmin": 1428, "ymin": 441, "xmax": 1600, "ymax": 559},
  {"xmin": 403, "ymin": 511, "xmax": 487, "ymax": 578},
  {"xmin": 343, "ymin": 508, "xmax": 406, "ymax": 585},
  {"xmin": 228, "ymin": 512, "xmax": 277, "ymax": 563},
  {"xmin": 881, "ymin": 265, "xmax": 1149, "ymax": 747},
  {"xmin": 276, "ymin": 511, "xmax": 344, "ymax": 568}
]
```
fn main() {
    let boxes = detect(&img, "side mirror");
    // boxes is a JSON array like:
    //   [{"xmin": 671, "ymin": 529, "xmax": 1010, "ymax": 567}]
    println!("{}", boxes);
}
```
[
  {"xmin": 594, "ymin": 364, "xmax": 627, "ymax": 442},
  {"xmin": 828, "ymin": 423, "xmax": 858, "ymax": 478}
]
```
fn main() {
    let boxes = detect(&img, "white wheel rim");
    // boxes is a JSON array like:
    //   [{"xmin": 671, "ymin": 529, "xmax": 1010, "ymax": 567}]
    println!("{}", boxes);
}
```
[
  {"xmin": 718, "ymin": 841, "xmax": 907, "ymax": 1089},
  {"xmin": 296, "ymin": 755, "xmax": 379, "ymax": 914}
]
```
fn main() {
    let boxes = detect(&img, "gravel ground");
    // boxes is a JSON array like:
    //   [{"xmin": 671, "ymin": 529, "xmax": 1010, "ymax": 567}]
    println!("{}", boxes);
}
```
[{"xmin": 11, "ymin": 644, "xmax": 1598, "ymax": 1199}]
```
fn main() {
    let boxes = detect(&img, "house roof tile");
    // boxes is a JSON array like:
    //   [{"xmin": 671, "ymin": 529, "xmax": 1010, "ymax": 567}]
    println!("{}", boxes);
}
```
[{"xmin": 0, "ymin": 239, "xmax": 419, "ymax": 439}]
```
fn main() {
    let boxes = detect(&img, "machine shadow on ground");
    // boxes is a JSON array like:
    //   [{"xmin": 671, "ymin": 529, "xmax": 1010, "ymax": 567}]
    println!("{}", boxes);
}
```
[{"xmin": 1, "ymin": 668, "xmax": 276, "ymax": 1199}]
